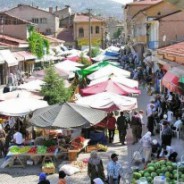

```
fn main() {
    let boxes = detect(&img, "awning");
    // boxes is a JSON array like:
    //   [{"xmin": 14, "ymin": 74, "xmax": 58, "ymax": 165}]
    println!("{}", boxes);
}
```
[
  {"xmin": 13, "ymin": 52, "xmax": 25, "ymax": 62},
  {"xmin": 18, "ymin": 51, "xmax": 36, "ymax": 60},
  {"xmin": 162, "ymin": 67, "xmax": 184, "ymax": 94},
  {"xmin": 0, "ymin": 50, "xmax": 18, "ymax": 66},
  {"xmin": 0, "ymin": 54, "xmax": 5, "ymax": 64},
  {"xmin": 157, "ymin": 59, "xmax": 180, "ymax": 71}
]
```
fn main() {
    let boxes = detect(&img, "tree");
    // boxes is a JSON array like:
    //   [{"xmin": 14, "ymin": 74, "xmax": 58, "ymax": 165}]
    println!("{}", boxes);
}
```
[
  {"xmin": 91, "ymin": 47, "xmax": 100, "ymax": 58},
  {"xmin": 28, "ymin": 26, "xmax": 50, "ymax": 59},
  {"xmin": 113, "ymin": 28, "xmax": 122, "ymax": 39},
  {"xmin": 78, "ymin": 53, "xmax": 91, "ymax": 66},
  {"xmin": 41, "ymin": 66, "xmax": 70, "ymax": 105}
]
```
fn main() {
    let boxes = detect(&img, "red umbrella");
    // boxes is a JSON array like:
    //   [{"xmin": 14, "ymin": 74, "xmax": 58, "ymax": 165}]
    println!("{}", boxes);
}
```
[{"xmin": 80, "ymin": 79, "xmax": 141, "ymax": 96}]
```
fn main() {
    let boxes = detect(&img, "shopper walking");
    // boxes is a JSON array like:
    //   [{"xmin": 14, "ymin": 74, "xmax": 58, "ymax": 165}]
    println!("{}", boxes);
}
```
[
  {"xmin": 88, "ymin": 151, "xmax": 105, "ymax": 184},
  {"xmin": 107, "ymin": 153, "xmax": 122, "ymax": 184},
  {"xmin": 116, "ymin": 112, "xmax": 128, "ymax": 145},
  {"xmin": 107, "ymin": 112, "xmax": 116, "ymax": 143}
]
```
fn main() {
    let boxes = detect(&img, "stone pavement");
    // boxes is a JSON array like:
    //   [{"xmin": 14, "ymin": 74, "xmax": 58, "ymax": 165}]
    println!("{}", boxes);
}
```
[{"xmin": 0, "ymin": 88, "xmax": 184, "ymax": 184}]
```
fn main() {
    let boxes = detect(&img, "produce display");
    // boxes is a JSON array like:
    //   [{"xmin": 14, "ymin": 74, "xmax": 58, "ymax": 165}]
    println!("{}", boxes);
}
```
[
  {"xmin": 9, "ymin": 145, "xmax": 56, "ymax": 155},
  {"xmin": 43, "ymin": 162, "xmax": 55, "ymax": 168},
  {"xmin": 97, "ymin": 144, "xmax": 108, "ymax": 152},
  {"xmin": 132, "ymin": 160, "xmax": 183, "ymax": 184},
  {"xmin": 70, "ymin": 136, "xmax": 86, "ymax": 150}
]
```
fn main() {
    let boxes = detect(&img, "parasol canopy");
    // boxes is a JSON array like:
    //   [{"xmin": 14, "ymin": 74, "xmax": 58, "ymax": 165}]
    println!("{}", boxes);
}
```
[
  {"xmin": 0, "ymin": 98, "xmax": 48, "ymax": 116},
  {"xmin": 80, "ymin": 79, "xmax": 141, "ymax": 96},
  {"xmin": 87, "ymin": 65, "xmax": 130, "ymax": 81},
  {"xmin": 30, "ymin": 102, "xmax": 106, "ymax": 128},
  {"xmin": 75, "ymin": 92, "xmax": 137, "ymax": 112},
  {"xmin": 88, "ymin": 75, "xmax": 139, "ymax": 88}
]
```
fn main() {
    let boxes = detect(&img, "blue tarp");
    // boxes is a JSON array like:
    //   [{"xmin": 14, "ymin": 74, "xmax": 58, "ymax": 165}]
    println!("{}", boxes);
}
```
[{"xmin": 105, "ymin": 51, "xmax": 119, "ymax": 57}]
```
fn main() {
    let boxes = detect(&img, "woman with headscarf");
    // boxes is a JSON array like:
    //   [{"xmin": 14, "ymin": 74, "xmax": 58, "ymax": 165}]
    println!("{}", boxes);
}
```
[
  {"xmin": 140, "ymin": 131, "xmax": 152, "ymax": 165},
  {"xmin": 38, "ymin": 172, "xmax": 50, "ymax": 184},
  {"xmin": 88, "ymin": 151, "xmax": 105, "ymax": 184}
]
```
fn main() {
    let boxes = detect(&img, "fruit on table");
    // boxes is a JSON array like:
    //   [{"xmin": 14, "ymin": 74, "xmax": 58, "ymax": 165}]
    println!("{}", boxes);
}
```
[
  {"xmin": 132, "ymin": 160, "xmax": 183, "ymax": 184},
  {"xmin": 28, "ymin": 146, "xmax": 37, "ymax": 154},
  {"xmin": 9, "ymin": 146, "xmax": 20, "ymax": 154},
  {"xmin": 19, "ymin": 146, "xmax": 31, "ymax": 153},
  {"xmin": 47, "ymin": 146, "xmax": 56, "ymax": 153},
  {"xmin": 43, "ymin": 162, "xmax": 55, "ymax": 168},
  {"xmin": 37, "ymin": 146, "xmax": 47, "ymax": 154},
  {"xmin": 97, "ymin": 144, "xmax": 108, "ymax": 151}
]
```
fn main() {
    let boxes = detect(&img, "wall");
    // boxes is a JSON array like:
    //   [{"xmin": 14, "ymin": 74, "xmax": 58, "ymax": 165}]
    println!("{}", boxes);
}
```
[
  {"xmin": 74, "ymin": 22, "xmax": 105, "ymax": 47},
  {"xmin": 7, "ymin": 6, "xmax": 59, "ymax": 35},
  {"xmin": 159, "ymin": 11, "xmax": 184, "ymax": 48},
  {"xmin": 145, "ymin": 2, "xmax": 178, "ymax": 18},
  {"xmin": 3, "ymin": 24, "xmax": 28, "ymax": 40}
]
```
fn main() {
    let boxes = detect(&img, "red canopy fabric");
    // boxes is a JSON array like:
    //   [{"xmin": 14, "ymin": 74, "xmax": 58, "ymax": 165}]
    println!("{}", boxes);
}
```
[
  {"xmin": 66, "ymin": 56, "xmax": 80, "ymax": 62},
  {"xmin": 80, "ymin": 80, "xmax": 141, "ymax": 96},
  {"xmin": 162, "ymin": 71, "xmax": 181, "ymax": 94}
]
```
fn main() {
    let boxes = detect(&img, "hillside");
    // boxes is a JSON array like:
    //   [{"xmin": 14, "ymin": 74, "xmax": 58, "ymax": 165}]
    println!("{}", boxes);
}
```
[{"xmin": 0, "ymin": 0, "xmax": 124, "ymax": 19}]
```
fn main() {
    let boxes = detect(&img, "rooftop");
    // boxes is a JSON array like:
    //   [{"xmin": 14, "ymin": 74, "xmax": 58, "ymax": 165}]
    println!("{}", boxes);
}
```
[
  {"xmin": 74, "ymin": 14, "xmax": 104, "ymax": 23},
  {"xmin": 157, "ymin": 41, "xmax": 184, "ymax": 57}
]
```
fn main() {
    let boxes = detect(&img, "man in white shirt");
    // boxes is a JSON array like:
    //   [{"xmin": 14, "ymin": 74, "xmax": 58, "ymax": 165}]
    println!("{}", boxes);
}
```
[{"xmin": 13, "ymin": 130, "xmax": 23, "ymax": 145}]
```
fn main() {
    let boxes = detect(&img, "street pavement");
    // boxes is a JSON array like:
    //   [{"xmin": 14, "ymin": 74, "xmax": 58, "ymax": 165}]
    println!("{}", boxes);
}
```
[{"xmin": 0, "ymin": 87, "xmax": 184, "ymax": 184}]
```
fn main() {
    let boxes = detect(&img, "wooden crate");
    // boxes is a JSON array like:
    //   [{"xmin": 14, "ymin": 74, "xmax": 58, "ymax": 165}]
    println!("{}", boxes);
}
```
[
  {"xmin": 42, "ymin": 166, "xmax": 55, "ymax": 174},
  {"xmin": 86, "ymin": 145, "xmax": 98, "ymax": 153}
]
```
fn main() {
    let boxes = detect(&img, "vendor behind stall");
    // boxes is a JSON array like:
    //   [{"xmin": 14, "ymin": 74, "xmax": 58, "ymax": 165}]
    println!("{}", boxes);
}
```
[{"xmin": 13, "ymin": 129, "xmax": 23, "ymax": 146}]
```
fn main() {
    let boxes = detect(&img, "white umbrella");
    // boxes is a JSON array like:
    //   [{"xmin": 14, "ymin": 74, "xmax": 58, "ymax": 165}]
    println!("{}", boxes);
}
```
[
  {"xmin": 0, "ymin": 90, "xmax": 43, "ymax": 101},
  {"xmin": 88, "ymin": 75, "xmax": 139, "ymax": 88},
  {"xmin": 75, "ymin": 92, "xmax": 137, "ymax": 112},
  {"xmin": 87, "ymin": 65, "xmax": 130, "ymax": 80},
  {"xmin": 17, "ymin": 79, "xmax": 45, "ymax": 92},
  {"xmin": 0, "ymin": 98, "xmax": 48, "ymax": 116},
  {"xmin": 55, "ymin": 60, "xmax": 83, "ymax": 70}
]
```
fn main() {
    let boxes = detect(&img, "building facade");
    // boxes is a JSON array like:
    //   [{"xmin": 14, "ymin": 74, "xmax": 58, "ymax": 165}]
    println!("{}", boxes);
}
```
[
  {"xmin": 73, "ymin": 14, "xmax": 106, "ymax": 49},
  {"xmin": 6, "ymin": 4, "xmax": 59, "ymax": 36}
]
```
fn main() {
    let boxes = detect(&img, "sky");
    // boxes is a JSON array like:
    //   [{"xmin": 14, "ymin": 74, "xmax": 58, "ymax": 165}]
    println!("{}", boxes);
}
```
[{"xmin": 112, "ymin": 0, "xmax": 133, "ymax": 4}]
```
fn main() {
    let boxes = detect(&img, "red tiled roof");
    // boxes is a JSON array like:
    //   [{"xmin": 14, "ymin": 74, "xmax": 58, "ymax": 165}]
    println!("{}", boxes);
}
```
[
  {"xmin": 57, "ymin": 28, "xmax": 74, "ymax": 43},
  {"xmin": 44, "ymin": 36, "xmax": 65, "ymax": 44},
  {"xmin": 127, "ymin": 0, "xmax": 162, "ymax": 5},
  {"xmin": 0, "ymin": 34, "xmax": 27, "ymax": 44},
  {"xmin": 157, "ymin": 42, "xmax": 184, "ymax": 57},
  {"xmin": 74, "ymin": 14, "xmax": 104, "ymax": 23}
]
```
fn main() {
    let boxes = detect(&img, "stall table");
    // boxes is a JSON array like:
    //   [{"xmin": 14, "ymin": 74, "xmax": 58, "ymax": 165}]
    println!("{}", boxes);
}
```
[{"xmin": 7, "ymin": 146, "xmax": 67, "ymax": 168}]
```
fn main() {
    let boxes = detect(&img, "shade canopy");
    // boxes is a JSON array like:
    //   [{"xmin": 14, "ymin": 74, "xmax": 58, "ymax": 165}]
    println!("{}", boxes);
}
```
[
  {"xmin": 80, "ymin": 79, "xmax": 141, "ymax": 96},
  {"xmin": 162, "ymin": 67, "xmax": 184, "ymax": 94},
  {"xmin": 75, "ymin": 92, "xmax": 137, "ymax": 112},
  {"xmin": 88, "ymin": 75, "xmax": 139, "ymax": 88},
  {"xmin": 87, "ymin": 65, "xmax": 130, "ymax": 80},
  {"xmin": 17, "ymin": 79, "xmax": 45, "ymax": 92},
  {"xmin": 0, "ymin": 98, "xmax": 48, "ymax": 116},
  {"xmin": 30, "ymin": 102, "xmax": 106, "ymax": 128},
  {"xmin": 77, "ymin": 61, "xmax": 120, "ymax": 77},
  {"xmin": 0, "ymin": 90, "xmax": 43, "ymax": 101}
]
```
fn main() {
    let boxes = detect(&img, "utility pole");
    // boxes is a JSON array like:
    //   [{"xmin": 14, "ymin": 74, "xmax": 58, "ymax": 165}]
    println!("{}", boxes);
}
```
[{"xmin": 87, "ymin": 8, "xmax": 92, "ymax": 57}]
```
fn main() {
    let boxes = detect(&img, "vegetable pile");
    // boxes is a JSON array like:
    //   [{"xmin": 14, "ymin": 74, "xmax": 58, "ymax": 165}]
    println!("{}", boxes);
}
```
[{"xmin": 132, "ymin": 160, "xmax": 184, "ymax": 184}]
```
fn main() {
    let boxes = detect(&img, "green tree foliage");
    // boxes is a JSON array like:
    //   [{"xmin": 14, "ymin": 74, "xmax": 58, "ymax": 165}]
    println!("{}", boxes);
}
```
[
  {"xmin": 28, "ymin": 26, "xmax": 50, "ymax": 59},
  {"xmin": 113, "ymin": 28, "xmax": 122, "ymax": 39},
  {"xmin": 78, "ymin": 53, "xmax": 91, "ymax": 66},
  {"xmin": 91, "ymin": 47, "xmax": 100, "ymax": 58},
  {"xmin": 41, "ymin": 66, "xmax": 70, "ymax": 105}
]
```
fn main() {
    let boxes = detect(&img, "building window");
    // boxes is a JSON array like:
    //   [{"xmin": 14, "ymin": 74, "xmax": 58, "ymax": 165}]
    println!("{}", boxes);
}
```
[
  {"xmin": 91, "ymin": 26, "xmax": 93, "ymax": 34},
  {"xmin": 40, "ymin": 18, "xmax": 47, "ymax": 24},
  {"xmin": 46, "ymin": 28, "xmax": 51, "ymax": 34},
  {"xmin": 32, "ymin": 18, "xmax": 39, "ymax": 24},
  {"xmin": 96, "ymin": 26, "xmax": 100, "ymax": 34},
  {"xmin": 79, "ymin": 28, "xmax": 84, "ymax": 38}
]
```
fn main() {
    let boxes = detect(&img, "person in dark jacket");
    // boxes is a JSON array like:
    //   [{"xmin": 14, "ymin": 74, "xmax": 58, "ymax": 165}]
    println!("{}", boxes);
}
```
[
  {"xmin": 131, "ymin": 111, "xmax": 142, "ymax": 144},
  {"xmin": 116, "ymin": 112, "xmax": 128, "ymax": 145},
  {"xmin": 161, "ymin": 121, "xmax": 173, "ymax": 146}
]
